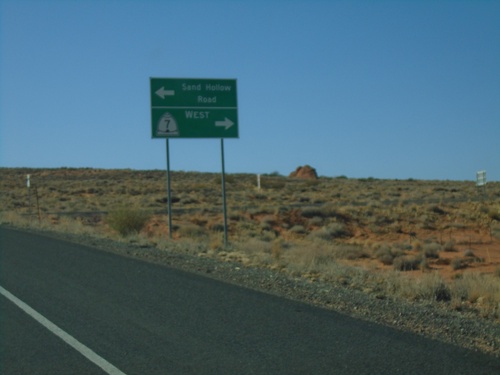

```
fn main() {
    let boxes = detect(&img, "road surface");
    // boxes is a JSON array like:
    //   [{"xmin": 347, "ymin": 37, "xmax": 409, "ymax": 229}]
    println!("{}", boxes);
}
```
[{"xmin": 0, "ymin": 227, "xmax": 498, "ymax": 374}]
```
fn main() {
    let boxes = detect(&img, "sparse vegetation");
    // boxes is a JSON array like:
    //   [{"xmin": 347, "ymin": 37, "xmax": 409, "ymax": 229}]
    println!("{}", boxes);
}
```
[{"xmin": 1, "ymin": 167, "xmax": 499, "ymax": 325}]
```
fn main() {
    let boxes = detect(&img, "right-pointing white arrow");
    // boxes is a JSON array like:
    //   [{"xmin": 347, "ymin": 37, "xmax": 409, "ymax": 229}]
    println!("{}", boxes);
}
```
[
  {"xmin": 215, "ymin": 117, "xmax": 234, "ymax": 130},
  {"xmin": 155, "ymin": 86, "xmax": 175, "ymax": 99}
]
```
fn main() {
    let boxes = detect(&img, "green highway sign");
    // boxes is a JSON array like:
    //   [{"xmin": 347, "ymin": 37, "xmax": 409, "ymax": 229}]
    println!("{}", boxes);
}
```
[{"xmin": 150, "ymin": 78, "xmax": 238, "ymax": 138}]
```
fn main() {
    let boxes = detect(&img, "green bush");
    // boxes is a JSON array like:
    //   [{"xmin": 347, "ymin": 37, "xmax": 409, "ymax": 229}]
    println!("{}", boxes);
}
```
[{"xmin": 107, "ymin": 208, "xmax": 151, "ymax": 236}]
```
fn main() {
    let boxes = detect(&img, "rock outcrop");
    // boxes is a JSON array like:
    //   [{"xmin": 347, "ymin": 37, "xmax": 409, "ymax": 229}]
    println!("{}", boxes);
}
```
[{"xmin": 289, "ymin": 165, "xmax": 318, "ymax": 179}]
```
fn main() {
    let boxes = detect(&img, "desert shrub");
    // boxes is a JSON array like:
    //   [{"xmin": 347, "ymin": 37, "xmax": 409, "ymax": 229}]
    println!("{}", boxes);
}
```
[
  {"xmin": 260, "ymin": 215, "xmax": 277, "ymax": 226},
  {"xmin": 259, "ymin": 221, "xmax": 272, "ymax": 231},
  {"xmin": 208, "ymin": 221, "xmax": 225, "ymax": 232},
  {"xmin": 443, "ymin": 240, "xmax": 457, "ymax": 252},
  {"xmin": 451, "ymin": 258, "xmax": 468, "ymax": 271},
  {"xmin": 334, "ymin": 244, "xmax": 368, "ymax": 260},
  {"xmin": 377, "ymin": 251, "xmax": 395, "ymax": 266},
  {"xmin": 393, "ymin": 255, "xmax": 422, "ymax": 271},
  {"xmin": 422, "ymin": 274, "xmax": 452, "ymax": 301},
  {"xmin": 451, "ymin": 272, "xmax": 500, "ymax": 318},
  {"xmin": 107, "ymin": 208, "xmax": 151, "ymax": 236},
  {"xmin": 429, "ymin": 205, "xmax": 447, "ymax": 215},
  {"xmin": 487, "ymin": 207, "xmax": 500, "ymax": 221},
  {"xmin": 417, "ymin": 214, "xmax": 436, "ymax": 230},
  {"xmin": 0, "ymin": 211, "xmax": 28, "ymax": 226},
  {"xmin": 301, "ymin": 207, "xmax": 325, "ymax": 219},
  {"xmin": 325, "ymin": 223, "xmax": 350, "ymax": 238},
  {"xmin": 260, "ymin": 178, "xmax": 286, "ymax": 189},
  {"xmin": 422, "ymin": 242, "xmax": 441, "ymax": 259},
  {"xmin": 435, "ymin": 258, "xmax": 451, "ymax": 265},
  {"xmin": 284, "ymin": 243, "xmax": 336, "ymax": 273},
  {"xmin": 390, "ymin": 273, "xmax": 451, "ymax": 302},
  {"xmin": 323, "ymin": 205, "xmax": 351, "ymax": 222},
  {"xmin": 495, "ymin": 267, "xmax": 500, "ymax": 278},
  {"xmin": 238, "ymin": 238, "xmax": 274, "ymax": 264},
  {"xmin": 492, "ymin": 227, "xmax": 500, "ymax": 239},
  {"xmin": 412, "ymin": 240, "xmax": 423, "ymax": 251},
  {"xmin": 271, "ymin": 239, "xmax": 285, "ymax": 260},
  {"xmin": 308, "ymin": 216, "xmax": 324, "ymax": 226},
  {"xmin": 301, "ymin": 204, "xmax": 350, "ymax": 222},
  {"xmin": 259, "ymin": 230, "xmax": 276, "ymax": 242},
  {"xmin": 374, "ymin": 244, "xmax": 404, "ymax": 266},
  {"xmin": 229, "ymin": 212, "xmax": 244, "ymax": 221},
  {"xmin": 463, "ymin": 249, "xmax": 476, "ymax": 258},
  {"xmin": 180, "ymin": 197, "xmax": 199, "ymax": 205},
  {"xmin": 238, "ymin": 238, "xmax": 272, "ymax": 255},
  {"xmin": 308, "ymin": 223, "xmax": 350, "ymax": 241},
  {"xmin": 289, "ymin": 225, "xmax": 307, "ymax": 234},
  {"xmin": 178, "ymin": 224, "xmax": 208, "ymax": 238}
]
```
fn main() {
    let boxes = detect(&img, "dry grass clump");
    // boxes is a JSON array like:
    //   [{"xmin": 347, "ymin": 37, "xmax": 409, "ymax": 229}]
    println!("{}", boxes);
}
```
[
  {"xmin": 307, "ymin": 223, "xmax": 351, "ymax": 241},
  {"xmin": 451, "ymin": 257, "xmax": 469, "ymax": 271},
  {"xmin": 450, "ymin": 250, "xmax": 485, "ymax": 270},
  {"xmin": 234, "ymin": 238, "xmax": 273, "ymax": 265},
  {"xmin": 301, "ymin": 204, "xmax": 351, "ymax": 222},
  {"xmin": 284, "ymin": 242, "xmax": 336, "ymax": 274},
  {"xmin": 451, "ymin": 273, "xmax": 500, "ymax": 318},
  {"xmin": 333, "ymin": 244, "xmax": 369, "ymax": 260},
  {"xmin": 422, "ymin": 242, "xmax": 441, "ymax": 259},
  {"xmin": 0, "ymin": 211, "xmax": 99, "ymax": 237},
  {"xmin": 393, "ymin": 255, "xmax": 423, "ymax": 271},
  {"xmin": 0, "ymin": 211, "xmax": 31, "ymax": 227},
  {"xmin": 443, "ymin": 240, "xmax": 457, "ymax": 252},
  {"xmin": 288, "ymin": 225, "xmax": 307, "ymax": 235},
  {"xmin": 487, "ymin": 206, "xmax": 500, "ymax": 221},
  {"xmin": 178, "ymin": 224, "xmax": 208, "ymax": 239},
  {"xmin": 387, "ymin": 272, "xmax": 451, "ymax": 302},
  {"xmin": 374, "ymin": 244, "xmax": 405, "ymax": 265}
]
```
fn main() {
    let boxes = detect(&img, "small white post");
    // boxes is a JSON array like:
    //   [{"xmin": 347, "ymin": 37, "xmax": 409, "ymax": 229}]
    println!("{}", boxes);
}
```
[
  {"xmin": 26, "ymin": 174, "xmax": 31, "ymax": 214},
  {"xmin": 257, "ymin": 174, "xmax": 261, "ymax": 190}
]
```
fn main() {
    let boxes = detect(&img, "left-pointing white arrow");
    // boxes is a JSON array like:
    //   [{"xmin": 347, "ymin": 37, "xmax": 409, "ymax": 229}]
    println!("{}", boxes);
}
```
[
  {"xmin": 155, "ymin": 87, "xmax": 175, "ymax": 99},
  {"xmin": 215, "ymin": 117, "xmax": 234, "ymax": 130}
]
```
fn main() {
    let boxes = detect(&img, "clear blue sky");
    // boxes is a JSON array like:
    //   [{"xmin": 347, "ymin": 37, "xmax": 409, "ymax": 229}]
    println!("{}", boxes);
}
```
[{"xmin": 1, "ymin": 0, "xmax": 499, "ymax": 181}]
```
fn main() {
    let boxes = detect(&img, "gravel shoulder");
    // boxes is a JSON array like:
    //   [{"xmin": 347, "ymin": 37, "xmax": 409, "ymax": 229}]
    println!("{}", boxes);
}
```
[{"xmin": 6, "ymin": 225, "xmax": 499, "ymax": 358}]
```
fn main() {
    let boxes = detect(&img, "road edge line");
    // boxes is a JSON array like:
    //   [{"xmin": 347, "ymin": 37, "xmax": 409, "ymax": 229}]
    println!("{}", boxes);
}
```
[{"xmin": 0, "ymin": 286, "xmax": 127, "ymax": 375}]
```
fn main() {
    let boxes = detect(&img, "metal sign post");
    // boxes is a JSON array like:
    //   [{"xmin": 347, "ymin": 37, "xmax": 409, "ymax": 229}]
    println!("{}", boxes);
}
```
[
  {"xmin": 165, "ymin": 139, "xmax": 173, "ymax": 239},
  {"xmin": 221, "ymin": 139, "xmax": 228, "ymax": 247}
]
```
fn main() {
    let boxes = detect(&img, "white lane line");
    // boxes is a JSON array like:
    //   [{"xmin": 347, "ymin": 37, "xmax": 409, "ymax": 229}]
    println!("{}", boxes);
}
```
[{"xmin": 0, "ymin": 286, "xmax": 127, "ymax": 375}]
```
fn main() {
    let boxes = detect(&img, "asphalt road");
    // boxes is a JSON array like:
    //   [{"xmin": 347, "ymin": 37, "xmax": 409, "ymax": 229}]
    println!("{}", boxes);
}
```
[{"xmin": 0, "ymin": 227, "xmax": 498, "ymax": 374}]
